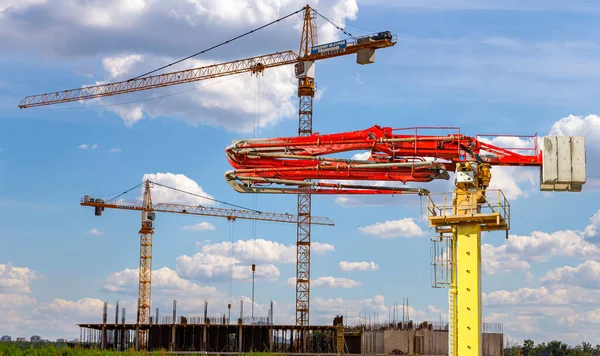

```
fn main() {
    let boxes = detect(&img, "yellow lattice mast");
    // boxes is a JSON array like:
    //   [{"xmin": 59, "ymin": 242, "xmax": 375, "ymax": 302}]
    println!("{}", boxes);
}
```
[
  {"xmin": 295, "ymin": 6, "xmax": 318, "ymax": 346},
  {"xmin": 137, "ymin": 180, "xmax": 155, "ymax": 349}
]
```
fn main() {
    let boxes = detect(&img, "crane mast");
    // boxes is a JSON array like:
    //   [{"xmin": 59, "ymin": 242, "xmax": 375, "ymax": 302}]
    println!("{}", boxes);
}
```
[
  {"xmin": 295, "ymin": 6, "xmax": 317, "ymax": 341},
  {"xmin": 138, "ymin": 180, "xmax": 154, "ymax": 349}
]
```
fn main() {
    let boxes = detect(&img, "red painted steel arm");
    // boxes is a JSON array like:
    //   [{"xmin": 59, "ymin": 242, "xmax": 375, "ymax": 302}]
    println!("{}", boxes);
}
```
[{"xmin": 224, "ymin": 125, "xmax": 542, "ymax": 194}]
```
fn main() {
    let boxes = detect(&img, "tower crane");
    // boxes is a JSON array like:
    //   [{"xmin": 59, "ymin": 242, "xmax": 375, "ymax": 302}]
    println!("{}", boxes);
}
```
[
  {"xmin": 17, "ymin": 5, "xmax": 397, "ymax": 339},
  {"xmin": 224, "ymin": 125, "xmax": 586, "ymax": 356},
  {"xmin": 82, "ymin": 179, "xmax": 335, "ymax": 350}
]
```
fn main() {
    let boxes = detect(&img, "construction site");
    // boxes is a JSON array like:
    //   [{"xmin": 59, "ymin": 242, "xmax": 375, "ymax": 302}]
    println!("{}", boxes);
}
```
[
  {"xmin": 76, "ymin": 299, "xmax": 505, "ymax": 355},
  {"xmin": 16, "ymin": 4, "xmax": 587, "ymax": 356}
]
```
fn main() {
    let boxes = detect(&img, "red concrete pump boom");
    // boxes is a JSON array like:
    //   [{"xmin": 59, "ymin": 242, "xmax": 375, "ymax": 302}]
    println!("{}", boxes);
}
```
[{"xmin": 225, "ymin": 125, "xmax": 543, "ymax": 194}]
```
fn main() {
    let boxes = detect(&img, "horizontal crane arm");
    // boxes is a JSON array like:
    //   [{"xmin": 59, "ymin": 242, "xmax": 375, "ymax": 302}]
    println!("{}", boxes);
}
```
[
  {"xmin": 18, "ymin": 51, "xmax": 299, "ymax": 108},
  {"xmin": 303, "ymin": 36, "xmax": 396, "ymax": 62},
  {"xmin": 80, "ymin": 199, "xmax": 334, "ymax": 226}
]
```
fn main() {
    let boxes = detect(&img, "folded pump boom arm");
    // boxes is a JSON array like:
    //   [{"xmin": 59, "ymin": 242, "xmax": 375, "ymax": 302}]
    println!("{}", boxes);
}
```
[{"xmin": 224, "ymin": 125, "xmax": 544, "ymax": 194}]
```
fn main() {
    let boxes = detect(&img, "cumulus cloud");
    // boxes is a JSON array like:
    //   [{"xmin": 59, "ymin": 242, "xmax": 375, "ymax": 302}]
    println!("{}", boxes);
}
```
[
  {"xmin": 176, "ymin": 253, "xmax": 280, "ymax": 282},
  {"xmin": 542, "ymin": 260, "xmax": 600, "ymax": 289},
  {"xmin": 358, "ymin": 218, "xmax": 426, "ymax": 238},
  {"xmin": 142, "ymin": 172, "xmax": 216, "ymax": 205},
  {"xmin": 108, "ymin": 148, "xmax": 122, "ymax": 153},
  {"xmin": 285, "ymin": 276, "xmax": 361, "ymax": 288},
  {"xmin": 36, "ymin": 297, "xmax": 106, "ymax": 317},
  {"xmin": 559, "ymin": 309, "xmax": 600, "ymax": 327},
  {"xmin": 0, "ymin": 263, "xmax": 38, "ymax": 330},
  {"xmin": 87, "ymin": 228, "xmax": 104, "ymax": 237},
  {"xmin": 483, "ymin": 286, "xmax": 600, "ymax": 307},
  {"xmin": 197, "ymin": 238, "xmax": 334, "ymax": 265},
  {"xmin": 0, "ymin": 264, "xmax": 37, "ymax": 294},
  {"xmin": 0, "ymin": 0, "xmax": 357, "ymax": 57},
  {"xmin": 481, "ymin": 212, "xmax": 600, "ymax": 275},
  {"xmin": 182, "ymin": 222, "xmax": 216, "ymax": 232},
  {"xmin": 339, "ymin": 261, "xmax": 379, "ymax": 271},
  {"xmin": 176, "ymin": 238, "xmax": 334, "ymax": 282},
  {"xmin": 104, "ymin": 266, "xmax": 220, "ymax": 297}
]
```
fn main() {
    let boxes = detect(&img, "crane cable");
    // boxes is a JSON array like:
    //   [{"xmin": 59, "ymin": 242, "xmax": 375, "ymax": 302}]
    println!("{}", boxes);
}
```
[
  {"xmin": 151, "ymin": 181, "xmax": 261, "ymax": 212},
  {"xmin": 106, "ymin": 182, "xmax": 145, "ymax": 203},
  {"xmin": 103, "ymin": 180, "xmax": 263, "ymax": 212},
  {"xmin": 228, "ymin": 220, "xmax": 234, "ymax": 312},
  {"xmin": 250, "ymin": 73, "xmax": 262, "ymax": 323},
  {"xmin": 127, "ymin": 7, "xmax": 306, "ymax": 81},
  {"xmin": 313, "ymin": 10, "xmax": 356, "ymax": 40}
]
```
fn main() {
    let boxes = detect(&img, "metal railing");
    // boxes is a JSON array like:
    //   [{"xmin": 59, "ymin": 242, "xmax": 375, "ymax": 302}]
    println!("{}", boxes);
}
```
[{"xmin": 426, "ymin": 189, "xmax": 510, "ymax": 232}]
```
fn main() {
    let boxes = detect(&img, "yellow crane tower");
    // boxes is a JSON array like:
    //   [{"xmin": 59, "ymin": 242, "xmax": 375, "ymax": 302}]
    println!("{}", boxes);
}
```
[{"xmin": 82, "ymin": 179, "xmax": 335, "ymax": 349}]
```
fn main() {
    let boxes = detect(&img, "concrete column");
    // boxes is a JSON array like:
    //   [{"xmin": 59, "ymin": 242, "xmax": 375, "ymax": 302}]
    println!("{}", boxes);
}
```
[
  {"xmin": 238, "ymin": 324, "xmax": 243, "ymax": 352},
  {"xmin": 170, "ymin": 300, "xmax": 177, "ymax": 351}
]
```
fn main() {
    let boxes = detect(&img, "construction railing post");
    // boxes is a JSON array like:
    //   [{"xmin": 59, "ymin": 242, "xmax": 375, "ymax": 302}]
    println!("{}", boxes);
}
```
[
  {"xmin": 121, "ymin": 308, "xmax": 126, "ymax": 351},
  {"xmin": 170, "ymin": 300, "xmax": 177, "ymax": 351},
  {"xmin": 101, "ymin": 301, "xmax": 107, "ymax": 350},
  {"xmin": 114, "ymin": 301, "xmax": 119, "ymax": 351},
  {"xmin": 203, "ymin": 301, "xmax": 208, "ymax": 351}
]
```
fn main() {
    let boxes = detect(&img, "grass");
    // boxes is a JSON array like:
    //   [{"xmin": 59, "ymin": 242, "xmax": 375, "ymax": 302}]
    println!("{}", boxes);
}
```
[
  {"xmin": 0, "ymin": 343, "xmax": 168, "ymax": 356},
  {"xmin": 0, "ymin": 343, "xmax": 273, "ymax": 356}
]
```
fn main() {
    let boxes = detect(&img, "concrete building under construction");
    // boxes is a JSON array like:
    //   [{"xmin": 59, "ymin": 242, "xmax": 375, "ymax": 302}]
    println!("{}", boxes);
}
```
[{"xmin": 76, "ymin": 300, "xmax": 504, "ymax": 355}]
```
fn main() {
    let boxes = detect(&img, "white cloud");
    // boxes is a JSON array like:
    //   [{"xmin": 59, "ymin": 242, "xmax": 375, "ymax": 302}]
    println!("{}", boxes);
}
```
[
  {"xmin": 542, "ymin": 260, "xmax": 600, "ymax": 289},
  {"xmin": 0, "ymin": 264, "xmax": 37, "ymax": 294},
  {"xmin": 482, "ymin": 243, "xmax": 531, "ymax": 275},
  {"xmin": 549, "ymin": 114, "xmax": 600, "ymax": 146},
  {"xmin": 339, "ymin": 261, "xmax": 379, "ymax": 271},
  {"xmin": 483, "ymin": 286, "xmax": 600, "ymax": 306},
  {"xmin": 78, "ymin": 143, "xmax": 98, "ymax": 150},
  {"xmin": 559, "ymin": 309, "xmax": 600, "ymax": 327},
  {"xmin": 484, "ymin": 312, "xmax": 541, "ymax": 333},
  {"xmin": 87, "ymin": 228, "xmax": 104, "ymax": 237},
  {"xmin": 358, "ymin": 218, "xmax": 426, "ymax": 238},
  {"xmin": 142, "ymin": 172, "xmax": 216, "ymax": 205},
  {"xmin": 36, "ymin": 297, "xmax": 106, "ymax": 317},
  {"xmin": 182, "ymin": 222, "xmax": 216, "ymax": 231},
  {"xmin": 583, "ymin": 209, "xmax": 600, "ymax": 238},
  {"xmin": 104, "ymin": 266, "xmax": 221, "ymax": 297},
  {"xmin": 108, "ymin": 148, "xmax": 122, "ymax": 153},
  {"xmin": 285, "ymin": 276, "xmax": 361, "ymax": 288},
  {"xmin": 176, "ymin": 238, "xmax": 333, "ymax": 282},
  {"xmin": 197, "ymin": 238, "xmax": 334, "ymax": 265},
  {"xmin": 481, "ymin": 214, "xmax": 600, "ymax": 275},
  {"xmin": 0, "ymin": 263, "xmax": 38, "ymax": 332},
  {"xmin": 351, "ymin": 151, "xmax": 370, "ymax": 160},
  {"xmin": 176, "ymin": 252, "xmax": 280, "ymax": 282},
  {"xmin": 102, "ymin": 54, "xmax": 144, "ymax": 79},
  {"xmin": 487, "ymin": 166, "xmax": 537, "ymax": 200}
]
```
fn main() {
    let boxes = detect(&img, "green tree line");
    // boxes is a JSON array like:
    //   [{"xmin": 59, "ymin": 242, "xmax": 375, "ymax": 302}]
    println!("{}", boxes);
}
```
[{"xmin": 505, "ymin": 339, "xmax": 600, "ymax": 356}]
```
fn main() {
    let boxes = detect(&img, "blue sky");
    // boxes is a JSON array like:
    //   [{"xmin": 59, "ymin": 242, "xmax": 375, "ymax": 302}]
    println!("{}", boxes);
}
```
[{"xmin": 2, "ymin": 0, "xmax": 600, "ymax": 347}]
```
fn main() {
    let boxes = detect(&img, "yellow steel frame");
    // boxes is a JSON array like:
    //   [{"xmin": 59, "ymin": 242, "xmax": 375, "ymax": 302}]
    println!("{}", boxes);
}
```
[{"xmin": 456, "ymin": 224, "xmax": 482, "ymax": 355}]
